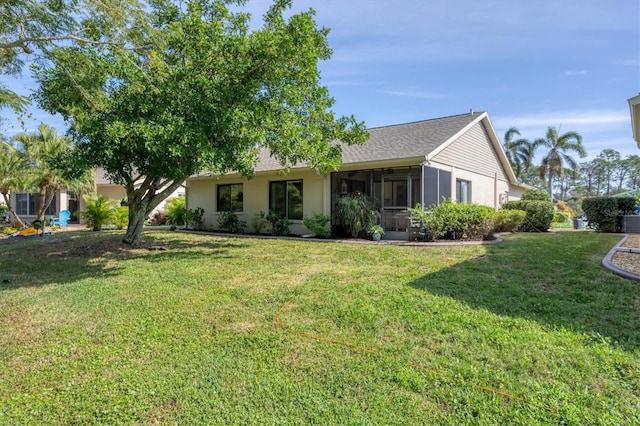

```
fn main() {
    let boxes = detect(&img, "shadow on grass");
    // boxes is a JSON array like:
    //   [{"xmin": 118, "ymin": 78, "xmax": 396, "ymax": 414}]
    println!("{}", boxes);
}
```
[
  {"xmin": 0, "ymin": 229, "xmax": 244, "ymax": 291},
  {"xmin": 408, "ymin": 233, "xmax": 640, "ymax": 351}
]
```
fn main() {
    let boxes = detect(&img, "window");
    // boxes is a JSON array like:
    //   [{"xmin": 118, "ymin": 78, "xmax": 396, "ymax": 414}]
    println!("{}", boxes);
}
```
[
  {"xmin": 15, "ymin": 193, "xmax": 57, "ymax": 216},
  {"xmin": 269, "ymin": 180, "xmax": 303, "ymax": 220},
  {"xmin": 217, "ymin": 184, "xmax": 243, "ymax": 212},
  {"xmin": 456, "ymin": 179, "xmax": 471, "ymax": 203}
]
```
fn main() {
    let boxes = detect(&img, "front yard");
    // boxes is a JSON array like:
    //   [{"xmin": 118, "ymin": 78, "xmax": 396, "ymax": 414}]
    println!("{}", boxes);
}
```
[{"xmin": 0, "ymin": 230, "xmax": 638, "ymax": 424}]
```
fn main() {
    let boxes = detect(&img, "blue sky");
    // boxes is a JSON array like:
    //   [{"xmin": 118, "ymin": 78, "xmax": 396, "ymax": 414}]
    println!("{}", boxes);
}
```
[{"xmin": 3, "ymin": 0, "xmax": 639, "ymax": 161}]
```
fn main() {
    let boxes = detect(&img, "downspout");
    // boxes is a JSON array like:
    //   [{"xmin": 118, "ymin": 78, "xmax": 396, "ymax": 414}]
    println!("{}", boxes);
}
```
[{"xmin": 494, "ymin": 172, "xmax": 498, "ymax": 210}]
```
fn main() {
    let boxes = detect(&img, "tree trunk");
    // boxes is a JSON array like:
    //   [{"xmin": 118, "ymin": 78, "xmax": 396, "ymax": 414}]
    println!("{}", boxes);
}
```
[
  {"xmin": 122, "ymin": 202, "xmax": 147, "ymax": 246},
  {"xmin": 547, "ymin": 170, "xmax": 553, "ymax": 198},
  {"xmin": 1, "ymin": 191, "xmax": 24, "ymax": 228}
]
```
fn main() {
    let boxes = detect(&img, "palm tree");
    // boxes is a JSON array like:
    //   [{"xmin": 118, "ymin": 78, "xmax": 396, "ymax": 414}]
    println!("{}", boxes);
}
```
[
  {"xmin": 502, "ymin": 127, "xmax": 533, "ymax": 181},
  {"xmin": 13, "ymin": 124, "xmax": 94, "ymax": 220},
  {"xmin": 535, "ymin": 126, "xmax": 587, "ymax": 197},
  {"xmin": 0, "ymin": 141, "xmax": 30, "ymax": 227}
]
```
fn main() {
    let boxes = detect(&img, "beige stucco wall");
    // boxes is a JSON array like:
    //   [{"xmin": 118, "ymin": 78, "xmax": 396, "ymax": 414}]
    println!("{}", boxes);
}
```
[
  {"xmin": 426, "ymin": 161, "xmax": 512, "ymax": 209},
  {"xmin": 97, "ymin": 185, "xmax": 127, "ymax": 203},
  {"xmin": 186, "ymin": 169, "xmax": 329, "ymax": 235}
]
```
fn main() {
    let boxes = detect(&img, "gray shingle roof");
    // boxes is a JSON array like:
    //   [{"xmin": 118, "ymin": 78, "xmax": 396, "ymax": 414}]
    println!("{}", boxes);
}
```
[{"xmin": 254, "ymin": 112, "xmax": 483, "ymax": 172}]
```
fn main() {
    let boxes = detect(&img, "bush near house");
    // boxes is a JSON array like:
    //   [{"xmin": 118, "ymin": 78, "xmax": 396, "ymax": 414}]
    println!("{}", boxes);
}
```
[
  {"xmin": 502, "ymin": 190, "xmax": 554, "ymax": 232},
  {"xmin": 521, "ymin": 188, "xmax": 551, "ymax": 201},
  {"xmin": 410, "ymin": 201, "xmax": 495, "ymax": 241},
  {"xmin": 79, "ymin": 195, "xmax": 115, "ymax": 231},
  {"xmin": 164, "ymin": 197, "xmax": 187, "ymax": 226},
  {"xmin": 502, "ymin": 200, "xmax": 554, "ymax": 232},
  {"xmin": 303, "ymin": 213, "xmax": 331, "ymax": 238},
  {"xmin": 218, "ymin": 211, "xmax": 246, "ymax": 233},
  {"xmin": 582, "ymin": 196, "xmax": 637, "ymax": 233},
  {"xmin": 493, "ymin": 209, "xmax": 526, "ymax": 233},
  {"xmin": 553, "ymin": 211, "xmax": 570, "ymax": 224}
]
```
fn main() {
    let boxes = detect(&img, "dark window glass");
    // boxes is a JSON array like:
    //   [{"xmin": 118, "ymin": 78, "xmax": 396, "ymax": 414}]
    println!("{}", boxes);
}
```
[
  {"xmin": 269, "ymin": 180, "xmax": 303, "ymax": 220},
  {"xmin": 217, "ymin": 184, "xmax": 243, "ymax": 212}
]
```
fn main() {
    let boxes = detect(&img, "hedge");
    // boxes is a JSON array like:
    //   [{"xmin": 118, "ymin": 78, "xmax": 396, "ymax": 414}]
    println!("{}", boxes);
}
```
[
  {"xmin": 493, "ymin": 209, "xmax": 526, "ymax": 232},
  {"xmin": 582, "ymin": 196, "xmax": 638, "ymax": 233},
  {"xmin": 410, "ymin": 201, "xmax": 495, "ymax": 241},
  {"xmin": 502, "ymin": 200, "xmax": 554, "ymax": 232}
]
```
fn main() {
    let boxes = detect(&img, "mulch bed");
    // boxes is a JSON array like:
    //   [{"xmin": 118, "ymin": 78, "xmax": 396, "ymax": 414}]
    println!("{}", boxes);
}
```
[{"xmin": 611, "ymin": 234, "xmax": 640, "ymax": 276}]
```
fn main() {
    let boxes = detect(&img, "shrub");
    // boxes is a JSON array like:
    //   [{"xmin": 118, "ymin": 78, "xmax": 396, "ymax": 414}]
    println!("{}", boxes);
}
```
[
  {"xmin": 522, "ymin": 188, "xmax": 551, "ymax": 201},
  {"xmin": 165, "ymin": 197, "xmax": 187, "ymax": 226},
  {"xmin": 2, "ymin": 226, "xmax": 16, "ymax": 235},
  {"xmin": 553, "ymin": 211, "xmax": 570, "ymax": 224},
  {"xmin": 335, "ymin": 194, "xmax": 379, "ymax": 238},
  {"xmin": 251, "ymin": 211, "xmax": 269, "ymax": 234},
  {"xmin": 185, "ymin": 207, "xmax": 205, "ymax": 230},
  {"xmin": 113, "ymin": 206, "xmax": 129, "ymax": 230},
  {"xmin": 79, "ymin": 195, "xmax": 114, "ymax": 231},
  {"xmin": 582, "ymin": 196, "xmax": 637, "ymax": 232},
  {"xmin": 218, "ymin": 211, "xmax": 245, "ymax": 233},
  {"xmin": 267, "ymin": 210, "xmax": 291, "ymax": 236},
  {"xmin": 555, "ymin": 200, "xmax": 575, "ymax": 218},
  {"xmin": 493, "ymin": 209, "xmax": 526, "ymax": 232},
  {"xmin": 303, "ymin": 212, "xmax": 331, "ymax": 238},
  {"xmin": 409, "ymin": 201, "xmax": 495, "ymax": 241},
  {"xmin": 502, "ymin": 199, "xmax": 554, "ymax": 232}
]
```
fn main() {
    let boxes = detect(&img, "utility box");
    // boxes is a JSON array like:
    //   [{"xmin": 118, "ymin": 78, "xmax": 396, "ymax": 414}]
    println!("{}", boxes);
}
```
[{"xmin": 622, "ymin": 215, "xmax": 640, "ymax": 233}]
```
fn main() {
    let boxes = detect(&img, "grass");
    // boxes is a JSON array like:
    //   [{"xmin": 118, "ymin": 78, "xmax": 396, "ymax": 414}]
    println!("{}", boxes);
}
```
[{"xmin": 0, "ymin": 230, "xmax": 638, "ymax": 424}]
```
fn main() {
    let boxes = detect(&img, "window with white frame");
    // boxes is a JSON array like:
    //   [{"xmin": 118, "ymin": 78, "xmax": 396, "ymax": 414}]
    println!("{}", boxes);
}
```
[{"xmin": 456, "ymin": 179, "xmax": 471, "ymax": 203}]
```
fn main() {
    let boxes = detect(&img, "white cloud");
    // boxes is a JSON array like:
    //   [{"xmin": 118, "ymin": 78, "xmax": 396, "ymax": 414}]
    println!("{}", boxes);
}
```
[{"xmin": 564, "ymin": 70, "xmax": 587, "ymax": 76}]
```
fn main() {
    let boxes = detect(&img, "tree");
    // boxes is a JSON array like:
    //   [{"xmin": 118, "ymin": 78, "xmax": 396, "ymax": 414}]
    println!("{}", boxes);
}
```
[
  {"xmin": 502, "ymin": 127, "xmax": 533, "ymax": 181},
  {"xmin": 626, "ymin": 155, "xmax": 640, "ymax": 191},
  {"xmin": 0, "ymin": 141, "xmax": 29, "ymax": 226},
  {"xmin": 34, "ymin": 0, "xmax": 368, "ymax": 246},
  {"xmin": 594, "ymin": 149, "xmax": 620, "ymax": 196},
  {"xmin": 535, "ymin": 126, "xmax": 587, "ymax": 197},
  {"xmin": 0, "ymin": 0, "xmax": 145, "ymax": 110},
  {"xmin": 12, "ymin": 124, "xmax": 94, "ymax": 220}
]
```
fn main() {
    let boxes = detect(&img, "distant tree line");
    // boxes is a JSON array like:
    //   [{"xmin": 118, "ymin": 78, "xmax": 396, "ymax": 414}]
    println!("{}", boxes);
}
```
[{"xmin": 502, "ymin": 126, "xmax": 639, "ymax": 212}]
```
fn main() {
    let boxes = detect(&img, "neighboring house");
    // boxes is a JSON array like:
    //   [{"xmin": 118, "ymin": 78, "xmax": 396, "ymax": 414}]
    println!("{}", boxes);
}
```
[
  {"xmin": 186, "ymin": 111, "xmax": 529, "ymax": 240},
  {"xmin": 7, "ymin": 168, "xmax": 184, "ymax": 226},
  {"xmin": 8, "ymin": 188, "xmax": 83, "ymax": 225},
  {"xmin": 96, "ymin": 168, "xmax": 185, "ymax": 217},
  {"xmin": 628, "ymin": 94, "xmax": 640, "ymax": 149}
]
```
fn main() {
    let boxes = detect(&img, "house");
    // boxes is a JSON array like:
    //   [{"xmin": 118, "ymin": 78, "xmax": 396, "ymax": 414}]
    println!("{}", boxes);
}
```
[
  {"xmin": 7, "ymin": 168, "xmax": 184, "ymax": 226},
  {"xmin": 186, "ymin": 111, "xmax": 528, "ymax": 240},
  {"xmin": 628, "ymin": 94, "xmax": 640, "ymax": 149}
]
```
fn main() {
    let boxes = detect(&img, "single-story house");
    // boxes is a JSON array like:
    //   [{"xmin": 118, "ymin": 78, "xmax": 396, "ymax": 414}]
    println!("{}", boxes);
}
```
[
  {"xmin": 186, "ymin": 111, "xmax": 529, "ymax": 240},
  {"xmin": 628, "ymin": 94, "xmax": 640, "ymax": 149},
  {"xmin": 7, "ymin": 168, "xmax": 183, "ymax": 226}
]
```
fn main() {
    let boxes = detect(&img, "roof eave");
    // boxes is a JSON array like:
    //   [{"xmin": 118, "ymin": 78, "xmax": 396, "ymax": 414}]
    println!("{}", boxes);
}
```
[{"xmin": 628, "ymin": 94, "xmax": 640, "ymax": 149}]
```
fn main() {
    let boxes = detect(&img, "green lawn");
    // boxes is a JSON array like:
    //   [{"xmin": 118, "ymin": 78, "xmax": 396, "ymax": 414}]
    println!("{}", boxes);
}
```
[{"xmin": 0, "ymin": 230, "xmax": 638, "ymax": 424}]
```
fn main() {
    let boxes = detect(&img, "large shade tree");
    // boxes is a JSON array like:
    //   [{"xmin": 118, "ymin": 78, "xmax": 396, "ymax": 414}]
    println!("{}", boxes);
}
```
[
  {"xmin": 34, "ymin": 0, "xmax": 368, "ymax": 246},
  {"xmin": 0, "ymin": 0, "xmax": 145, "ymax": 110},
  {"xmin": 535, "ymin": 126, "xmax": 587, "ymax": 197}
]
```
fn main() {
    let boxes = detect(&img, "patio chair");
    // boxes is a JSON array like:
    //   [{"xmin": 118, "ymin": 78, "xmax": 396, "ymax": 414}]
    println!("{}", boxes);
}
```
[{"xmin": 50, "ymin": 209, "xmax": 71, "ymax": 229}]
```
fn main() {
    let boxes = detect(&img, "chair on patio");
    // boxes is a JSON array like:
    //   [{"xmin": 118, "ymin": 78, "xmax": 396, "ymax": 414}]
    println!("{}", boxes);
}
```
[{"xmin": 50, "ymin": 210, "xmax": 71, "ymax": 229}]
